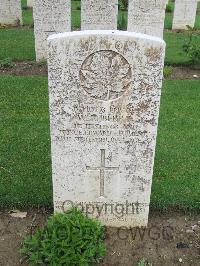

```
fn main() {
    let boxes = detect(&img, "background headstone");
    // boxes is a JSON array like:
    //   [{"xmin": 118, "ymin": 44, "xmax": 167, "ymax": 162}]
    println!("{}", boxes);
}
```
[
  {"xmin": 0, "ymin": 0, "xmax": 22, "ymax": 25},
  {"xmin": 33, "ymin": 0, "xmax": 71, "ymax": 61},
  {"xmin": 128, "ymin": 0, "xmax": 168, "ymax": 38},
  {"xmin": 48, "ymin": 31, "xmax": 165, "ymax": 227},
  {"xmin": 81, "ymin": 0, "xmax": 118, "ymax": 30},
  {"xmin": 172, "ymin": 0, "xmax": 198, "ymax": 30},
  {"xmin": 27, "ymin": 0, "xmax": 33, "ymax": 8}
]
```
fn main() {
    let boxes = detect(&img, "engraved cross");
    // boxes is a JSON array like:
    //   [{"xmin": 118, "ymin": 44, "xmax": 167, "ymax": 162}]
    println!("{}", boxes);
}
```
[{"xmin": 86, "ymin": 149, "xmax": 119, "ymax": 197}]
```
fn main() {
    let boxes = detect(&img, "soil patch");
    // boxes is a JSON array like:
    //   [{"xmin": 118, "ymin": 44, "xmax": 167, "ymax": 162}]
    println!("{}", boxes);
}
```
[
  {"xmin": 167, "ymin": 66, "xmax": 200, "ymax": 80},
  {"xmin": 0, "ymin": 209, "xmax": 199, "ymax": 266},
  {"xmin": 0, "ymin": 61, "xmax": 47, "ymax": 77}
]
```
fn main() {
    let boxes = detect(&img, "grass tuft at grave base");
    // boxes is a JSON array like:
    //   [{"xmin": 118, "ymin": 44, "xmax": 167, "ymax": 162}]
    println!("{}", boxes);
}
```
[{"xmin": 0, "ymin": 76, "xmax": 199, "ymax": 210}]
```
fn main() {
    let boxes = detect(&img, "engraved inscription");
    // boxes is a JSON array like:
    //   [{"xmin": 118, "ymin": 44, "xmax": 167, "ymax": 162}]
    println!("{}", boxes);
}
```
[
  {"xmin": 128, "ymin": 0, "xmax": 167, "ymax": 37},
  {"xmin": 80, "ymin": 50, "xmax": 132, "ymax": 101},
  {"xmin": 172, "ymin": 0, "xmax": 198, "ymax": 29},
  {"xmin": 48, "ymin": 32, "xmax": 165, "ymax": 227},
  {"xmin": 81, "ymin": 0, "xmax": 118, "ymax": 30}
]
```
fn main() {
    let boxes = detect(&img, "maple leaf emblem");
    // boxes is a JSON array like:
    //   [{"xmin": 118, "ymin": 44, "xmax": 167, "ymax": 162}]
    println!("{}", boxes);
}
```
[{"xmin": 80, "ymin": 50, "xmax": 132, "ymax": 101}]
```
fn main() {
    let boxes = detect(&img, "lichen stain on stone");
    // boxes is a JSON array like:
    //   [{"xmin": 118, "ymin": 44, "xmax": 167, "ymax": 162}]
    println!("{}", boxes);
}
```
[
  {"xmin": 99, "ymin": 38, "xmax": 111, "ymax": 50},
  {"xmin": 80, "ymin": 37, "xmax": 96, "ymax": 52},
  {"xmin": 137, "ymin": 100, "xmax": 151, "ymax": 112},
  {"xmin": 145, "ymin": 47, "xmax": 162, "ymax": 62},
  {"xmin": 140, "ymin": 83, "xmax": 154, "ymax": 92}
]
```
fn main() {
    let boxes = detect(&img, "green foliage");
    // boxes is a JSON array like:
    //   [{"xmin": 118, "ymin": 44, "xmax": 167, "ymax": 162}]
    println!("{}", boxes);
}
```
[
  {"xmin": 119, "ymin": 0, "xmax": 128, "ymax": 11},
  {"xmin": 163, "ymin": 66, "xmax": 173, "ymax": 78},
  {"xmin": 71, "ymin": 0, "xmax": 81, "ymax": 11},
  {"xmin": 165, "ymin": 3, "xmax": 173, "ymax": 13},
  {"xmin": 164, "ymin": 32, "xmax": 200, "ymax": 66},
  {"xmin": 21, "ymin": 0, "xmax": 27, "ymax": 7},
  {"xmin": 0, "ymin": 57, "xmax": 14, "ymax": 68},
  {"xmin": 138, "ymin": 259, "xmax": 152, "ymax": 266},
  {"xmin": 20, "ymin": 208, "xmax": 106, "ymax": 265},
  {"xmin": 183, "ymin": 27, "xmax": 200, "ymax": 65},
  {"xmin": 118, "ymin": 13, "xmax": 127, "ymax": 30}
]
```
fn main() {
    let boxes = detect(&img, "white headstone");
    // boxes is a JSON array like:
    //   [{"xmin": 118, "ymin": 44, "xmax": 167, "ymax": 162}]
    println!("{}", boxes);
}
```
[
  {"xmin": 48, "ymin": 30, "xmax": 165, "ymax": 228},
  {"xmin": 0, "ymin": 0, "xmax": 22, "ymax": 25},
  {"xmin": 33, "ymin": 0, "xmax": 71, "ymax": 61},
  {"xmin": 81, "ymin": 0, "xmax": 118, "ymax": 30},
  {"xmin": 128, "ymin": 0, "xmax": 168, "ymax": 38},
  {"xmin": 27, "ymin": 0, "xmax": 33, "ymax": 8},
  {"xmin": 172, "ymin": 0, "xmax": 198, "ymax": 30}
]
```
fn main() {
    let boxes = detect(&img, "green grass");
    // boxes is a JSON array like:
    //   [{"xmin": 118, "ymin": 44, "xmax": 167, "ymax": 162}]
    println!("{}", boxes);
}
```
[
  {"xmin": 22, "ymin": 8, "xmax": 33, "ymax": 26},
  {"xmin": 71, "ymin": 0, "xmax": 81, "ymax": 11},
  {"xmin": 0, "ymin": 29, "xmax": 35, "ymax": 61},
  {"xmin": 1, "ymin": 28, "xmax": 199, "ymax": 65},
  {"xmin": 152, "ymin": 80, "xmax": 200, "ymax": 209},
  {"xmin": 0, "ymin": 76, "xmax": 52, "ymax": 207},
  {"xmin": 0, "ymin": 76, "xmax": 199, "ymax": 209},
  {"xmin": 164, "ymin": 12, "xmax": 173, "ymax": 30},
  {"xmin": 21, "ymin": 0, "xmax": 33, "ymax": 26},
  {"xmin": 164, "ymin": 32, "xmax": 200, "ymax": 65},
  {"xmin": 21, "ymin": 0, "xmax": 27, "ymax": 7},
  {"xmin": 72, "ymin": 10, "xmax": 81, "ymax": 30}
]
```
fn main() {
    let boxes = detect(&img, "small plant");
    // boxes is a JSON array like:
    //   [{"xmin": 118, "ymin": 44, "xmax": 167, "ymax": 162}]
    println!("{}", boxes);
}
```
[
  {"xmin": 138, "ymin": 258, "xmax": 152, "ymax": 266},
  {"xmin": 183, "ymin": 26, "xmax": 200, "ymax": 66},
  {"xmin": 163, "ymin": 66, "xmax": 173, "ymax": 78},
  {"xmin": 0, "ymin": 58, "xmax": 14, "ymax": 68},
  {"xmin": 20, "ymin": 208, "xmax": 106, "ymax": 265},
  {"xmin": 118, "ymin": 13, "xmax": 126, "ymax": 30}
]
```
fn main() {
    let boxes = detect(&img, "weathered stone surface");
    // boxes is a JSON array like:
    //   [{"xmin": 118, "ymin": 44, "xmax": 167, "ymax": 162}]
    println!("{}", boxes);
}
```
[
  {"xmin": 172, "ymin": 0, "xmax": 198, "ymax": 30},
  {"xmin": 0, "ymin": 0, "xmax": 22, "ymax": 25},
  {"xmin": 48, "ymin": 31, "xmax": 165, "ymax": 227},
  {"xmin": 33, "ymin": 0, "xmax": 71, "ymax": 61},
  {"xmin": 128, "ymin": 0, "xmax": 168, "ymax": 38},
  {"xmin": 27, "ymin": 0, "xmax": 33, "ymax": 8},
  {"xmin": 81, "ymin": 0, "xmax": 118, "ymax": 30}
]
